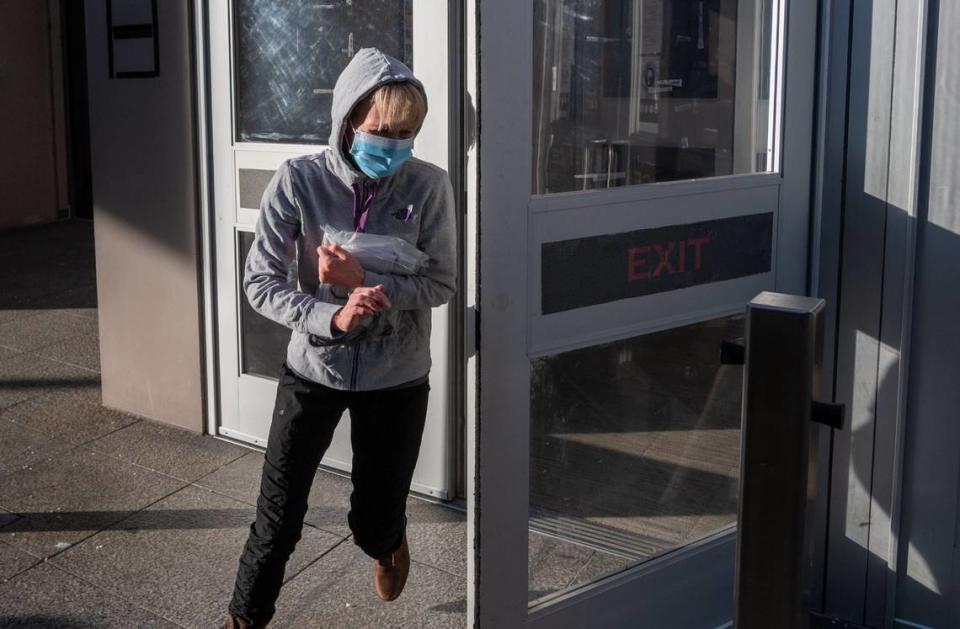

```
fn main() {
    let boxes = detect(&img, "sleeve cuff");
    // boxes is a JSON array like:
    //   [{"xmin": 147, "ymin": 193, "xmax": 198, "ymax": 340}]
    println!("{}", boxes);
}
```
[
  {"xmin": 362, "ymin": 270, "xmax": 390, "ymax": 292},
  {"xmin": 305, "ymin": 300, "xmax": 342, "ymax": 340}
]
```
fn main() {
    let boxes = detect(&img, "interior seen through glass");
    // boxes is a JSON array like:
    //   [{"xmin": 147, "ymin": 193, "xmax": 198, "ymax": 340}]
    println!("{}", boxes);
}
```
[
  {"xmin": 533, "ymin": 0, "xmax": 777, "ymax": 194},
  {"xmin": 238, "ymin": 230, "xmax": 294, "ymax": 379},
  {"xmin": 233, "ymin": 0, "xmax": 413, "ymax": 145},
  {"xmin": 528, "ymin": 315, "xmax": 745, "ymax": 603}
]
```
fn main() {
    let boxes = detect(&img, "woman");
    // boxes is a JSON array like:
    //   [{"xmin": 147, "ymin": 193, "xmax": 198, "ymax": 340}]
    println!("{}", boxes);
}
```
[{"xmin": 224, "ymin": 48, "xmax": 457, "ymax": 629}]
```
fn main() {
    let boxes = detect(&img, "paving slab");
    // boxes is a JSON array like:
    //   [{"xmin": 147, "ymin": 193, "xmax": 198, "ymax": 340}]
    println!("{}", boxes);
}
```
[
  {"xmin": 1, "ymin": 389, "xmax": 135, "ymax": 446},
  {"xmin": 271, "ymin": 538, "xmax": 466, "ymax": 629},
  {"xmin": 0, "ymin": 310, "xmax": 99, "ymax": 353},
  {"xmin": 0, "ymin": 220, "xmax": 94, "ymax": 267},
  {"xmin": 0, "ymin": 539, "xmax": 40, "ymax": 582},
  {"xmin": 0, "ymin": 280, "xmax": 90, "ymax": 311},
  {"xmin": 0, "ymin": 309, "xmax": 44, "ymax": 328},
  {"xmin": 0, "ymin": 284, "xmax": 73, "ymax": 311},
  {"xmin": 0, "ymin": 218, "xmax": 94, "ymax": 311},
  {"xmin": 0, "ymin": 346, "xmax": 22, "ymax": 362},
  {"xmin": 35, "ymin": 331, "xmax": 101, "ymax": 372},
  {"xmin": 197, "ymin": 449, "xmax": 468, "ymax": 572},
  {"xmin": 0, "ymin": 507, "xmax": 17, "ymax": 529},
  {"xmin": 0, "ymin": 418, "xmax": 76, "ymax": 478},
  {"xmin": 191, "ymin": 449, "xmax": 264, "ymax": 500},
  {"xmin": 0, "ymin": 446, "xmax": 187, "ymax": 558},
  {"xmin": 190, "ymin": 450, "xmax": 265, "ymax": 502},
  {"xmin": 29, "ymin": 284, "xmax": 99, "ymax": 320},
  {"xmin": 195, "ymin": 451, "xmax": 356, "ymax": 538},
  {"xmin": 405, "ymin": 498, "xmax": 466, "ymax": 578},
  {"xmin": 0, "ymin": 561, "xmax": 182, "ymax": 628},
  {"xmin": 52, "ymin": 483, "xmax": 344, "ymax": 629},
  {"xmin": 87, "ymin": 419, "xmax": 248, "ymax": 483},
  {"xmin": 0, "ymin": 352, "xmax": 101, "ymax": 411}
]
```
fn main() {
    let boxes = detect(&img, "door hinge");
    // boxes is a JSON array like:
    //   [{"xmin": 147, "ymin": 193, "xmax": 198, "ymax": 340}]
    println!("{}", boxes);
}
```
[{"xmin": 466, "ymin": 306, "xmax": 479, "ymax": 358}]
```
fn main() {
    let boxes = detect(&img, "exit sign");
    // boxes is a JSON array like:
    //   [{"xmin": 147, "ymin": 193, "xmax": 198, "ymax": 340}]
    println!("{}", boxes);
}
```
[{"xmin": 541, "ymin": 212, "xmax": 774, "ymax": 314}]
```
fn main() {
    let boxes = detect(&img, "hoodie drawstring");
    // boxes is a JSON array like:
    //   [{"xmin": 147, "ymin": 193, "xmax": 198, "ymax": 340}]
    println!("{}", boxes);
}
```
[{"xmin": 351, "ymin": 179, "xmax": 379, "ymax": 233}]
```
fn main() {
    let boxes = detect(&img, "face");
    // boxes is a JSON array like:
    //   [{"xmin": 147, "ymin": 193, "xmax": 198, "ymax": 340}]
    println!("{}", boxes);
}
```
[{"xmin": 345, "ymin": 98, "xmax": 417, "ymax": 147}]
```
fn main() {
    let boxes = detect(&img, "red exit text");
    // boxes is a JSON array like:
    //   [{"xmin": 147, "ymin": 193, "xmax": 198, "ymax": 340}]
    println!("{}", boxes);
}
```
[{"xmin": 627, "ymin": 237, "xmax": 710, "ymax": 281}]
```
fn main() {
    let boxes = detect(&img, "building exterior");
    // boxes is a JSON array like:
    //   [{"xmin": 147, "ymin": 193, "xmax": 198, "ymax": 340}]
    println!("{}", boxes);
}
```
[{"xmin": 3, "ymin": 0, "xmax": 958, "ymax": 627}]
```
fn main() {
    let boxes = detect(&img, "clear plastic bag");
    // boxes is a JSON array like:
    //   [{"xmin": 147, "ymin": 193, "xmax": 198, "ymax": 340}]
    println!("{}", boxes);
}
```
[{"xmin": 320, "ymin": 224, "xmax": 429, "ymax": 275}]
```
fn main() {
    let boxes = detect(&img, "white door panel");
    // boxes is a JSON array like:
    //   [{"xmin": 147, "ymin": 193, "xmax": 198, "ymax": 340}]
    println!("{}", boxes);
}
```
[{"xmin": 209, "ymin": 0, "xmax": 454, "ymax": 499}]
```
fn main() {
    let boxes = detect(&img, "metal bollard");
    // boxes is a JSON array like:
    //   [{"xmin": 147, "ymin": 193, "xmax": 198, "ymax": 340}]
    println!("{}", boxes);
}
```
[{"xmin": 732, "ymin": 291, "xmax": 840, "ymax": 629}]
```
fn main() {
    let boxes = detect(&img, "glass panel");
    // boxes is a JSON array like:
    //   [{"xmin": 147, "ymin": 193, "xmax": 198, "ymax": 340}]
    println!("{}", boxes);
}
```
[
  {"xmin": 233, "ymin": 0, "xmax": 413, "ymax": 144},
  {"xmin": 238, "ymin": 231, "xmax": 293, "ymax": 379},
  {"xmin": 533, "ymin": 0, "xmax": 779, "ymax": 193},
  {"xmin": 528, "ymin": 315, "xmax": 744, "ymax": 603},
  {"xmin": 238, "ymin": 168, "xmax": 277, "ymax": 210}
]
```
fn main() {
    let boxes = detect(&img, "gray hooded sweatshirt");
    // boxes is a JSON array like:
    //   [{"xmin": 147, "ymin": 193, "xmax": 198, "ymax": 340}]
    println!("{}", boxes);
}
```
[{"xmin": 242, "ymin": 48, "xmax": 457, "ymax": 391}]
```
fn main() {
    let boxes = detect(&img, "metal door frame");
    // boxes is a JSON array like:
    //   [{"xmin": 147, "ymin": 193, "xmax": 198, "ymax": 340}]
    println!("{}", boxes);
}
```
[{"xmin": 470, "ymin": 1, "xmax": 819, "ymax": 626}]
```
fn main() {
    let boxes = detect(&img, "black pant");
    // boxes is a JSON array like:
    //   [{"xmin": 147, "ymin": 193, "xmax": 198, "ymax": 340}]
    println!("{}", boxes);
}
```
[{"xmin": 228, "ymin": 361, "xmax": 430, "ymax": 626}]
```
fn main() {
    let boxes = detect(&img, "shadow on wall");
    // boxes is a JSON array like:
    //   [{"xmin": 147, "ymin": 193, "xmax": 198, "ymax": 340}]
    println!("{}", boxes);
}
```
[
  {"xmin": 83, "ymin": 0, "xmax": 199, "ymax": 262},
  {"xmin": 827, "ymin": 0, "xmax": 960, "ymax": 621},
  {"xmin": 829, "ymin": 204, "xmax": 960, "ymax": 628}
]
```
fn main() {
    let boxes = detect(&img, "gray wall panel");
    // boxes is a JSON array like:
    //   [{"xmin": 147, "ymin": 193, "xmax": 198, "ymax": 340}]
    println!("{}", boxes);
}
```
[
  {"xmin": 865, "ymin": 0, "xmax": 929, "ymax": 624},
  {"xmin": 896, "ymin": 0, "xmax": 960, "ymax": 625},
  {"xmin": 84, "ymin": 0, "xmax": 204, "ymax": 430},
  {"xmin": 826, "ymin": 0, "xmax": 898, "ymax": 620},
  {"xmin": 824, "ymin": 0, "xmax": 933, "ymax": 625}
]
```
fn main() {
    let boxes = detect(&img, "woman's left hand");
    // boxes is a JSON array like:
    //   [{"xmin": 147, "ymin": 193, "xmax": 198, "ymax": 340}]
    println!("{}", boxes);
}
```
[{"xmin": 318, "ymin": 243, "xmax": 365, "ymax": 290}]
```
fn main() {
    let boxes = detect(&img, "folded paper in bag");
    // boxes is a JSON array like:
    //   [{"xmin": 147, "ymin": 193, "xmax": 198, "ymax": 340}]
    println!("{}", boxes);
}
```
[{"xmin": 321, "ymin": 224, "xmax": 430, "ymax": 276}]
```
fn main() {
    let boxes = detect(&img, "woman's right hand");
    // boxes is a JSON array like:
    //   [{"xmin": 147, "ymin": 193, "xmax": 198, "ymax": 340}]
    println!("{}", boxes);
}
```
[{"xmin": 332, "ymin": 285, "xmax": 391, "ymax": 333}]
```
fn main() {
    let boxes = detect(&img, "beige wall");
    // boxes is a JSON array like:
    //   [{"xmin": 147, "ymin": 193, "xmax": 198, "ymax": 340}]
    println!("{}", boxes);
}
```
[
  {"xmin": 84, "ymin": 0, "xmax": 204, "ymax": 432},
  {"xmin": 0, "ymin": 0, "xmax": 69, "ymax": 230}
]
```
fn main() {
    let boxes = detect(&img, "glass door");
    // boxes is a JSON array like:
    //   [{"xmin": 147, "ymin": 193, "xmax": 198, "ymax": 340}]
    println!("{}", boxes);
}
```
[
  {"xmin": 473, "ymin": 0, "xmax": 817, "ymax": 626},
  {"xmin": 208, "ymin": 0, "xmax": 456, "ymax": 499}
]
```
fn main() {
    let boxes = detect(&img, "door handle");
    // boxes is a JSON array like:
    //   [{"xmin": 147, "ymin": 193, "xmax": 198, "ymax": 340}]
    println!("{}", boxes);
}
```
[
  {"xmin": 719, "ymin": 338, "xmax": 745, "ymax": 365},
  {"xmin": 811, "ymin": 400, "xmax": 845, "ymax": 430},
  {"xmin": 721, "ymin": 336, "xmax": 844, "ymax": 431}
]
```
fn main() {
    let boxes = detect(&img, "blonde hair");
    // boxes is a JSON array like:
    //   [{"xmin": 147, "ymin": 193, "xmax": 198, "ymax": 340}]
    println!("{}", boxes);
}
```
[{"xmin": 363, "ymin": 81, "xmax": 427, "ymax": 134}]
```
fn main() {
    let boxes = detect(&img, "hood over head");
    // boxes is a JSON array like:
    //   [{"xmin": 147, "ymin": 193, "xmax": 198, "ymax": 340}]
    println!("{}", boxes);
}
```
[{"xmin": 327, "ymin": 47, "xmax": 427, "ymax": 188}]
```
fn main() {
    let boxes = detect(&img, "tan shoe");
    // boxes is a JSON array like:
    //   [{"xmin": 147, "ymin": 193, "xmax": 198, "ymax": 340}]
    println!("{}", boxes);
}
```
[
  {"xmin": 223, "ymin": 609, "xmax": 257, "ymax": 629},
  {"xmin": 373, "ymin": 531, "xmax": 410, "ymax": 601}
]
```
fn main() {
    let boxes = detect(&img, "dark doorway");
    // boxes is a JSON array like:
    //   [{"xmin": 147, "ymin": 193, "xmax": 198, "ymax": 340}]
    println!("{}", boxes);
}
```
[{"xmin": 61, "ymin": 0, "xmax": 93, "ymax": 221}]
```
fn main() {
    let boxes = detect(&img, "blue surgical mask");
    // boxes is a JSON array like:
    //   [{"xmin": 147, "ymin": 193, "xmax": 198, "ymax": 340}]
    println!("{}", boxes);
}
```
[{"xmin": 349, "ymin": 127, "xmax": 414, "ymax": 179}]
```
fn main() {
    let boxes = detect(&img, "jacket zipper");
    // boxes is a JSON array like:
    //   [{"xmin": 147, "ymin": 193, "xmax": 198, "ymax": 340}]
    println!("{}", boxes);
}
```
[
  {"xmin": 353, "ymin": 179, "xmax": 379, "ymax": 234},
  {"xmin": 350, "ymin": 343, "xmax": 361, "ymax": 391},
  {"xmin": 347, "ymin": 178, "xmax": 376, "ymax": 391}
]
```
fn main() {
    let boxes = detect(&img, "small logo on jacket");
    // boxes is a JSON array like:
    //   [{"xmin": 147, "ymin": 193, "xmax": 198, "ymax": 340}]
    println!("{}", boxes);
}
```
[{"xmin": 392, "ymin": 204, "xmax": 415, "ymax": 221}]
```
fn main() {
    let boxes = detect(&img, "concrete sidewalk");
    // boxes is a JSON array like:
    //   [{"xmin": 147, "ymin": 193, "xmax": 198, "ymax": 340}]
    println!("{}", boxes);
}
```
[
  {"xmin": 0, "ymin": 220, "xmax": 466, "ymax": 628},
  {"xmin": 0, "ymin": 220, "xmax": 617, "ymax": 628}
]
